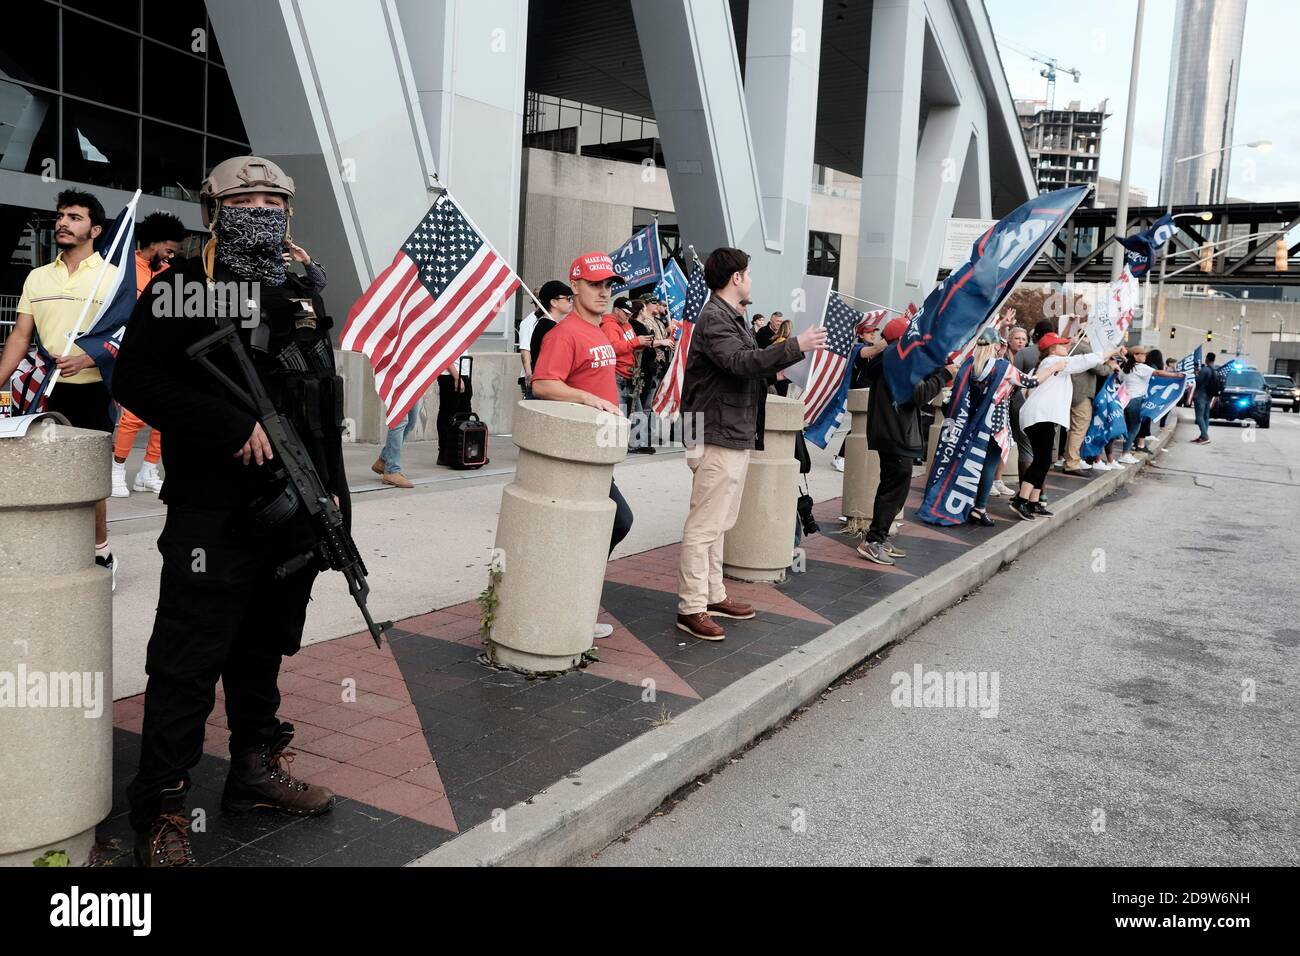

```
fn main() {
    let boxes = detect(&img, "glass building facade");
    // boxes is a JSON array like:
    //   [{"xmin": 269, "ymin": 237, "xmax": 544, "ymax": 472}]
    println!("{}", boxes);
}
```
[{"xmin": 0, "ymin": 0, "xmax": 251, "ymax": 301}]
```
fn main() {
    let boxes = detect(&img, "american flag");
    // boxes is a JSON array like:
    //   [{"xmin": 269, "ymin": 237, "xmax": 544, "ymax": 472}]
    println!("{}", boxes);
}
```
[
  {"xmin": 651, "ymin": 262, "xmax": 707, "ymax": 420},
  {"xmin": 8, "ymin": 343, "xmax": 53, "ymax": 415},
  {"xmin": 801, "ymin": 291, "xmax": 865, "ymax": 427},
  {"xmin": 341, "ymin": 194, "xmax": 521, "ymax": 427}
]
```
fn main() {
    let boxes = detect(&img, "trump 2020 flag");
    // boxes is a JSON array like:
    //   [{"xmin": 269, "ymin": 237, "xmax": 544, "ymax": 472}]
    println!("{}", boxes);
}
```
[
  {"xmin": 609, "ymin": 221, "xmax": 662, "ymax": 295},
  {"xmin": 1081, "ymin": 373, "xmax": 1131, "ymax": 459},
  {"xmin": 76, "ymin": 199, "xmax": 140, "ymax": 396},
  {"xmin": 1140, "ymin": 374, "xmax": 1187, "ymax": 421},
  {"xmin": 1117, "ymin": 214, "xmax": 1177, "ymax": 279},
  {"xmin": 656, "ymin": 257, "xmax": 689, "ymax": 323},
  {"xmin": 882, "ymin": 185, "xmax": 1088, "ymax": 405}
]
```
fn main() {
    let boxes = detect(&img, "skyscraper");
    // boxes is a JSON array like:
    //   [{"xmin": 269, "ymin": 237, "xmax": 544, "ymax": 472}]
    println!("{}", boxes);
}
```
[{"xmin": 1158, "ymin": 0, "xmax": 1249, "ymax": 206}]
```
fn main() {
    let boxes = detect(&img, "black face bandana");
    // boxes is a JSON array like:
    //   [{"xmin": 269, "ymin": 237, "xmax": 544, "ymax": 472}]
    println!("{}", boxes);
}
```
[{"xmin": 215, "ymin": 205, "xmax": 289, "ymax": 286}]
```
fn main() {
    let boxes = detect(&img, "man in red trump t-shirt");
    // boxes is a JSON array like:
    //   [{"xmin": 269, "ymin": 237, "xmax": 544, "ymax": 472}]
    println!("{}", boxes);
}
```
[{"xmin": 531, "ymin": 251, "xmax": 635, "ymax": 640}]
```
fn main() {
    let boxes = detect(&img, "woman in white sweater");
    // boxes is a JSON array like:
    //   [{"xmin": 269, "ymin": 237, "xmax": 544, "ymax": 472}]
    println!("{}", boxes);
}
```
[{"xmin": 1012, "ymin": 334, "xmax": 1124, "ymax": 520}]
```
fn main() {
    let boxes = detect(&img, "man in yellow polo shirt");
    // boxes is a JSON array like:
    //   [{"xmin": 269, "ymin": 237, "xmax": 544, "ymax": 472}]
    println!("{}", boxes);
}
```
[{"xmin": 0, "ymin": 189, "xmax": 119, "ymax": 585}]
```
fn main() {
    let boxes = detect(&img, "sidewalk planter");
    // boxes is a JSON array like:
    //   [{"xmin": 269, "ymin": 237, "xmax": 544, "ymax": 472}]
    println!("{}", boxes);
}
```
[
  {"xmin": 0, "ymin": 423, "xmax": 113, "ymax": 867},
  {"xmin": 722, "ymin": 395, "xmax": 802, "ymax": 584},
  {"xmin": 486, "ymin": 401, "xmax": 628, "ymax": 674}
]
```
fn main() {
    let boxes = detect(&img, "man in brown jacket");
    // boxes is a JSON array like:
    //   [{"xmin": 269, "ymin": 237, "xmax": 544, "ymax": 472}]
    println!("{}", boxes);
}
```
[{"xmin": 675, "ymin": 247, "xmax": 826, "ymax": 640}]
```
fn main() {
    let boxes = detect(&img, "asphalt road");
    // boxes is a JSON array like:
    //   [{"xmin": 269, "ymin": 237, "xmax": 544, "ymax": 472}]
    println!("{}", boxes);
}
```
[{"xmin": 589, "ymin": 410, "xmax": 1300, "ymax": 866}]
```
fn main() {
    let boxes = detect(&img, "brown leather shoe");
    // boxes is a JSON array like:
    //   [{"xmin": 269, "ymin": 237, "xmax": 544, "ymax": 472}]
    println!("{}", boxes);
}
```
[
  {"xmin": 222, "ymin": 724, "xmax": 335, "ymax": 817},
  {"xmin": 382, "ymin": 471, "xmax": 414, "ymax": 489},
  {"xmin": 676, "ymin": 612, "xmax": 725, "ymax": 641},
  {"xmin": 707, "ymin": 598, "xmax": 755, "ymax": 620},
  {"xmin": 371, "ymin": 457, "xmax": 385, "ymax": 475},
  {"xmin": 134, "ymin": 782, "xmax": 194, "ymax": 867}
]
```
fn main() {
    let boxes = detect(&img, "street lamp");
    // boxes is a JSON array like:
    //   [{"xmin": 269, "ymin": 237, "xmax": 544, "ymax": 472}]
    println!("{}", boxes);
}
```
[{"xmin": 1154, "ymin": 140, "xmax": 1272, "ymax": 336}]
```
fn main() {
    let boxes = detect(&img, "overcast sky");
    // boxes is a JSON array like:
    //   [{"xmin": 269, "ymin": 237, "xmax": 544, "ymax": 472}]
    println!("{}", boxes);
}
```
[{"xmin": 986, "ymin": 0, "xmax": 1298, "ymax": 203}]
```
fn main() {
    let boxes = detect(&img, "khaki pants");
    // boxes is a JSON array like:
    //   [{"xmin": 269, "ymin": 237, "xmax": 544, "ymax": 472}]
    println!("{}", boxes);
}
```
[
  {"xmin": 677, "ymin": 444, "xmax": 751, "ymax": 615},
  {"xmin": 1065, "ymin": 399, "xmax": 1091, "ymax": 469}
]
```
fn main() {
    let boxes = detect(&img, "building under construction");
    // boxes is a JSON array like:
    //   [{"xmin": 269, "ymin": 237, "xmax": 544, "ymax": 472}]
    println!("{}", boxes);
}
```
[{"xmin": 1015, "ymin": 99, "xmax": 1107, "ymax": 200}]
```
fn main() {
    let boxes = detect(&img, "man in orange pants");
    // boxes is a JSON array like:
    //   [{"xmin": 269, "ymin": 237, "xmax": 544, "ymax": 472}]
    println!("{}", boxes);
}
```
[{"xmin": 113, "ymin": 212, "xmax": 186, "ymax": 496}]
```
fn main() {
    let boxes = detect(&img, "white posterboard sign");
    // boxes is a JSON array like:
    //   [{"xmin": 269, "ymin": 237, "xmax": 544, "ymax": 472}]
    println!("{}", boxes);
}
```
[
  {"xmin": 776, "ymin": 274, "xmax": 834, "ymax": 392},
  {"xmin": 941, "ymin": 218, "xmax": 997, "ymax": 272}
]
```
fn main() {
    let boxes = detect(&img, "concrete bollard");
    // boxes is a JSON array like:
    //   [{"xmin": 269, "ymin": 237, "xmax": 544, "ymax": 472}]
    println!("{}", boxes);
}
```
[
  {"xmin": 486, "ymin": 401, "xmax": 627, "ymax": 674},
  {"xmin": 998, "ymin": 442, "xmax": 1019, "ymax": 486},
  {"xmin": 723, "ymin": 395, "xmax": 802, "ymax": 583},
  {"xmin": 0, "ymin": 423, "xmax": 112, "ymax": 867},
  {"xmin": 841, "ymin": 388, "xmax": 879, "ymax": 536}
]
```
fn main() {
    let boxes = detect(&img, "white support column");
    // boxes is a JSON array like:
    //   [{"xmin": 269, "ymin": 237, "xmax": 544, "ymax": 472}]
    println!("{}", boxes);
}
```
[
  {"xmin": 631, "ymin": 0, "xmax": 823, "ymax": 312},
  {"xmin": 854, "ymin": 0, "xmax": 925, "ymax": 309},
  {"xmin": 396, "ymin": 0, "xmax": 529, "ymax": 342}
]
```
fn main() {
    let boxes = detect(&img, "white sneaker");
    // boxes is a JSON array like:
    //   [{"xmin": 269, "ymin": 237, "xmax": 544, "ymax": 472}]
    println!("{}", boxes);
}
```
[
  {"xmin": 133, "ymin": 461, "xmax": 164, "ymax": 494},
  {"xmin": 1053, "ymin": 458, "xmax": 1065, "ymax": 468},
  {"xmin": 593, "ymin": 623, "xmax": 613, "ymax": 639},
  {"xmin": 831, "ymin": 456, "xmax": 845, "ymax": 472},
  {"xmin": 1074, "ymin": 461, "xmax": 1092, "ymax": 471},
  {"xmin": 991, "ymin": 480, "xmax": 1014, "ymax": 497},
  {"xmin": 1118, "ymin": 453, "xmax": 1139, "ymax": 465},
  {"xmin": 111, "ymin": 461, "xmax": 129, "ymax": 498},
  {"xmin": 95, "ymin": 551, "xmax": 118, "ymax": 593}
]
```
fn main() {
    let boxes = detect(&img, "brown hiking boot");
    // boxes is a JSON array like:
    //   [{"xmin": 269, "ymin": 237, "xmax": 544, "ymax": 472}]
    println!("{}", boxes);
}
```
[
  {"xmin": 381, "ymin": 471, "xmax": 414, "ymax": 489},
  {"xmin": 222, "ymin": 723, "xmax": 334, "ymax": 817},
  {"xmin": 134, "ymin": 782, "xmax": 195, "ymax": 867},
  {"xmin": 371, "ymin": 457, "xmax": 385, "ymax": 475},
  {"xmin": 676, "ymin": 612, "xmax": 725, "ymax": 641},
  {"xmin": 706, "ymin": 598, "xmax": 755, "ymax": 620}
]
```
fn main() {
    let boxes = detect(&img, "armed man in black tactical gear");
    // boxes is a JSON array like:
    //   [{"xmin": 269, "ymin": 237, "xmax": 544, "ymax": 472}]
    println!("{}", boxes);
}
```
[{"xmin": 115, "ymin": 156, "xmax": 350, "ymax": 866}]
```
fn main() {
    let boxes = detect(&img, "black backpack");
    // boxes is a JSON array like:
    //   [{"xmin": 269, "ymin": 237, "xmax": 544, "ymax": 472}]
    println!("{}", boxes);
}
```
[{"xmin": 1205, "ymin": 365, "xmax": 1226, "ymax": 398}]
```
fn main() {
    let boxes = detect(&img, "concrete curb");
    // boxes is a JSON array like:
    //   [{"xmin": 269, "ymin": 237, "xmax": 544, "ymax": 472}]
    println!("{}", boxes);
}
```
[{"xmin": 410, "ymin": 424, "xmax": 1177, "ymax": 866}]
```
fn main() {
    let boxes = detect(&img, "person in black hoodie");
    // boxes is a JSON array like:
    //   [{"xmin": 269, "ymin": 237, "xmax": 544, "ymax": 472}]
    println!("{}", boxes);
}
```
[
  {"xmin": 855, "ymin": 317, "xmax": 954, "ymax": 565},
  {"xmin": 114, "ymin": 157, "xmax": 342, "ymax": 866}
]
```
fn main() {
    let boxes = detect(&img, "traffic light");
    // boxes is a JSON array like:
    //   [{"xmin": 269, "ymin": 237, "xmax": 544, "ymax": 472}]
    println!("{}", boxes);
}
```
[
  {"xmin": 1199, "ymin": 244, "xmax": 1214, "ymax": 273},
  {"xmin": 1206, "ymin": 331, "xmax": 1214, "ymax": 343},
  {"xmin": 1169, "ymin": 327, "xmax": 1176, "ymax": 339},
  {"xmin": 1276, "ymin": 238, "xmax": 1289, "ymax": 272}
]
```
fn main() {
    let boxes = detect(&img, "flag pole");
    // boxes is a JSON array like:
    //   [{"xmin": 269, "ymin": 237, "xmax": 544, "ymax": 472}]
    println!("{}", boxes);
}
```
[
  {"xmin": 428, "ymin": 174, "xmax": 549, "ymax": 319},
  {"xmin": 44, "ymin": 188, "xmax": 142, "ymax": 397},
  {"xmin": 835, "ymin": 290, "xmax": 905, "ymax": 315}
]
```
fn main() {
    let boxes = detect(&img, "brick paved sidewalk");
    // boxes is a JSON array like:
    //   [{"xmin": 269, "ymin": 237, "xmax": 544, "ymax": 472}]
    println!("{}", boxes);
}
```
[{"xmin": 95, "ymin": 465, "xmax": 1102, "ymax": 866}]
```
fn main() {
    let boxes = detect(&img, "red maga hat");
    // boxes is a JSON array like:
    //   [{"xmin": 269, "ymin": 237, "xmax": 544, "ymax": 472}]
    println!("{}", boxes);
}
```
[
  {"xmin": 569, "ymin": 252, "xmax": 619, "ymax": 282},
  {"xmin": 882, "ymin": 317, "xmax": 910, "ymax": 343},
  {"xmin": 1037, "ymin": 332, "xmax": 1073, "ymax": 352}
]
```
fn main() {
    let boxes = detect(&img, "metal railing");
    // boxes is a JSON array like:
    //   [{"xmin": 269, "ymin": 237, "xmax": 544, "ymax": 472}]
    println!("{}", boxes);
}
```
[{"xmin": 0, "ymin": 295, "xmax": 18, "ymax": 346}]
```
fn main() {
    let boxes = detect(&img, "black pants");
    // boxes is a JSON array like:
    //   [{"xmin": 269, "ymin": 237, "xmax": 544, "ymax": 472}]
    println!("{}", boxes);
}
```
[
  {"xmin": 126, "ymin": 505, "xmax": 318, "ymax": 831},
  {"xmin": 609, "ymin": 480, "xmax": 633, "ymax": 554},
  {"xmin": 1023, "ymin": 421, "xmax": 1057, "ymax": 490},
  {"xmin": 868, "ymin": 452, "xmax": 913, "ymax": 543},
  {"xmin": 437, "ymin": 374, "xmax": 473, "ymax": 460},
  {"xmin": 45, "ymin": 380, "xmax": 113, "ymax": 432}
]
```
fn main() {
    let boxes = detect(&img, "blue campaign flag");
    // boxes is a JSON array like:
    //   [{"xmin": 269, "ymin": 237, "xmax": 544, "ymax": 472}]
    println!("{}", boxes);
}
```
[
  {"xmin": 656, "ymin": 257, "xmax": 689, "ymax": 322},
  {"xmin": 1081, "ymin": 373, "xmax": 1130, "ymax": 459},
  {"xmin": 1116, "ymin": 214, "xmax": 1177, "ymax": 279},
  {"xmin": 1175, "ymin": 346, "xmax": 1202, "ymax": 375},
  {"xmin": 609, "ymin": 221, "xmax": 663, "ymax": 295},
  {"xmin": 1141, "ymin": 374, "xmax": 1187, "ymax": 421},
  {"xmin": 882, "ymin": 185, "xmax": 1088, "ymax": 405},
  {"xmin": 76, "ymin": 195, "xmax": 141, "ymax": 396}
]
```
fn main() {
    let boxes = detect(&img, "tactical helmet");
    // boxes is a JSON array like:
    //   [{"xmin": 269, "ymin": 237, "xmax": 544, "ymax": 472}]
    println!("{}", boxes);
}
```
[{"xmin": 200, "ymin": 155, "xmax": 295, "ymax": 227}]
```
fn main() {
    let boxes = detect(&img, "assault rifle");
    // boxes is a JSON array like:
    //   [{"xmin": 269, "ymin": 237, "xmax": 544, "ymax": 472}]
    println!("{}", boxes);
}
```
[{"xmin": 186, "ymin": 321, "xmax": 391, "ymax": 647}]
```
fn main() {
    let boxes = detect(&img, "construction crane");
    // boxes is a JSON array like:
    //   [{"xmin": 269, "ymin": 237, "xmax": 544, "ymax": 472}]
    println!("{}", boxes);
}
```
[{"xmin": 997, "ymin": 38, "xmax": 1081, "ymax": 109}]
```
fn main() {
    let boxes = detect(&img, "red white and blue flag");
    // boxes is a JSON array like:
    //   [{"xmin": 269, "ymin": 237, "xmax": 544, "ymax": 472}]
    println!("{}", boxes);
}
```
[
  {"xmin": 651, "ymin": 262, "xmax": 708, "ymax": 420},
  {"xmin": 341, "ymin": 194, "xmax": 522, "ymax": 427},
  {"xmin": 802, "ymin": 291, "xmax": 866, "ymax": 437}
]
